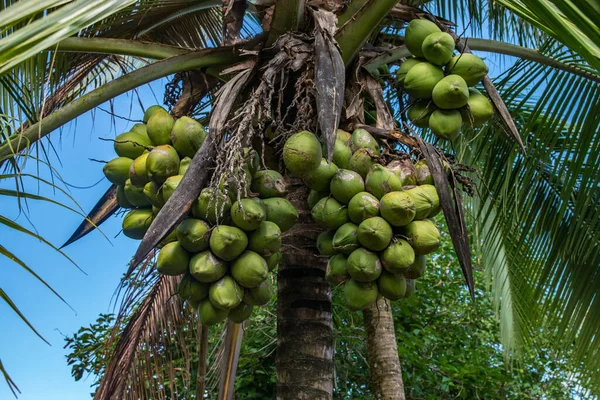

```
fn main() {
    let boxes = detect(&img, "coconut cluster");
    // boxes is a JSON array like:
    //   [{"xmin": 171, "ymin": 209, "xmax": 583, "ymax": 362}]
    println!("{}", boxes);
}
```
[
  {"xmin": 283, "ymin": 128, "xmax": 444, "ymax": 310},
  {"xmin": 399, "ymin": 19, "xmax": 495, "ymax": 141},
  {"xmin": 102, "ymin": 105, "xmax": 299, "ymax": 326}
]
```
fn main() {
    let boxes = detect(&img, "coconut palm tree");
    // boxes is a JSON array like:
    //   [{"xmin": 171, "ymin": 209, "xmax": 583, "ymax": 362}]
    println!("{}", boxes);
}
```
[{"xmin": 0, "ymin": 0, "xmax": 599, "ymax": 399}]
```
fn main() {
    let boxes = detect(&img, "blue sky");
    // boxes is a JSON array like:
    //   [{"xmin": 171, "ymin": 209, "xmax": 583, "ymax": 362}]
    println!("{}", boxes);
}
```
[{"xmin": 0, "ymin": 81, "xmax": 167, "ymax": 399}]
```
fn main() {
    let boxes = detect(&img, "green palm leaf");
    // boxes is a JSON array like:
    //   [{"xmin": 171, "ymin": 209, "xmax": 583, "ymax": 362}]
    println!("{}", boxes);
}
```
[
  {"xmin": 457, "ymin": 42, "xmax": 600, "ymax": 390},
  {"xmin": 495, "ymin": 0, "xmax": 600, "ymax": 71}
]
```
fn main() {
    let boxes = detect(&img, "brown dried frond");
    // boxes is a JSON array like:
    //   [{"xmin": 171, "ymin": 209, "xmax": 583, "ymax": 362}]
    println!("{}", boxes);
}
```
[{"xmin": 95, "ymin": 267, "xmax": 199, "ymax": 400}]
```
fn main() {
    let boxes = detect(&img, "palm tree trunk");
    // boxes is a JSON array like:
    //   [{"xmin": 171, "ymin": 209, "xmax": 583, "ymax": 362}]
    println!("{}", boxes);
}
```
[
  {"xmin": 277, "ymin": 179, "xmax": 333, "ymax": 399},
  {"xmin": 363, "ymin": 297, "xmax": 405, "ymax": 400}
]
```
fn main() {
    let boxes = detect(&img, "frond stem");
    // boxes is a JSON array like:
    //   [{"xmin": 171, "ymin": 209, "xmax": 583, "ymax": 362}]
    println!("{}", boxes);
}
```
[
  {"xmin": 0, "ymin": 47, "xmax": 242, "ymax": 162},
  {"xmin": 55, "ymin": 37, "xmax": 188, "ymax": 59}
]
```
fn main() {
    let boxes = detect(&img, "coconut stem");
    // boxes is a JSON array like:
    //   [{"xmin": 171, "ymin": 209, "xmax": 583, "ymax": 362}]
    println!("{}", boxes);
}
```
[{"xmin": 336, "ymin": 0, "xmax": 401, "ymax": 66}]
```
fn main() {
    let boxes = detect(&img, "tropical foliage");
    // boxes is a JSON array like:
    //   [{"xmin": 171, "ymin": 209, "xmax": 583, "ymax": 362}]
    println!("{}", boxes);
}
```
[{"xmin": 0, "ymin": 0, "xmax": 599, "ymax": 397}]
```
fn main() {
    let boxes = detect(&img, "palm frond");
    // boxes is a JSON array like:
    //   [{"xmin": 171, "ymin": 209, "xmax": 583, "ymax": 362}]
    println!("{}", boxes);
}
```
[
  {"xmin": 94, "ymin": 261, "xmax": 199, "ymax": 400},
  {"xmin": 426, "ymin": 0, "xmax": 547, "ymax": 47},
  {"xmin": 457, "ymin": 41, "xmax": 600, "ymax": 391},
  {"xmin": 0, "ymin": 0, "xmax": 139, "ymax": 75},
  {"xmin": 495, "ymin": 0, "xmax": 600, "ymax": 71}
]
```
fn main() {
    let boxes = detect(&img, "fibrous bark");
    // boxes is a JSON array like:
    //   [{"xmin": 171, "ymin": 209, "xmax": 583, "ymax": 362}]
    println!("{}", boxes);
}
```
[
  {"xmin": 363, "ymin": 298, "xmax": 405, "ymax": 400},
  {"xmin": 277, "ymin": 179, "xmax": 334, "ymax": 400}
]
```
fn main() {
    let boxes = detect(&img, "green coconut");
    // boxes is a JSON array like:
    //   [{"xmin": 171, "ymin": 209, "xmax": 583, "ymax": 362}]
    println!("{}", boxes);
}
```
[
  {"xmin": 407, "ymin": 184, "xmax": 440, "ymax": 220},
  {"xmin": 347, "ymin": 148, "xmax": 377, "ymax": 179},
  {"xmin": 262, "ymin": 197, "xmax": 298, "ymax": 232},
  {"xmin": 317, "ymin": 230, "xmax": 336, "ymax": 256},
  {"xmin": 337, "ymin": 129, "xmax": 352, "ymax": 142},
  {"xmin": 332, "ymin": 139, "xmax": 352, "ymax": 169},
  {"xmin": 122, "ymin": 208, "xmax": 154, "ymax": 239},
  {"xmin": 198, "ymin": 298, "xmax": 228, "ymax": 326},
  {"xmin": 209, "ymin": 225, "xmax": 248, "ymax": 261},
  {"xmin": 348, "ymin": 192, "xmax": 380, "ymax": 224},
  {"xmin": 265, "ymin": 252, "xmax": 281, "ymax": 272},
  {"xmin": 143, "ymin": 181, "xmax": 164, "ymax": 208},
  {"xmin": 228, "ymin": 303, "xmax": 254, "ymax": 323},
  {"xmin": 192, "ymin": 188, "xmax": 232, "ymax": 224},
  {"xmin": 365, "ymin": 164, "xmax": 404, "ymax": 200},
  {"xmin": 330, "ymin": 169, "xmax": 365, "ymax": 204},
  {"xmin": 464, "ymin": 88, "xmax": 494, "ymax": 126},
  {"xmin": 176, "ymin": 219, "xmax": 211, "ymax": 252},
  {"xmin": 357, "ymin": 217, "xmax": 393, "ymax": 251},
  {"xmin": 404, "ymin": 62, "xmax": 445, "ymax": 99},
  {"xmin": 311, "ymin": 197, "xmax": 349, "ymax": 230},
  {"xmin": 158, "ymin": 174, "xmax": 183, "ymax": 203},
  {"xmin": 130, "ymin": 123, "xmax": 147, "ymax": 135},
  {"xmin": 152, "ymin": 205, "xmax": 161, "ymax": 216},
  {"xmin": 332, "ymin": 222, "xmax": 360, "ymax": 255},
  {"xmin": 445, "ymin": 53, "xmax": 488, "ymax": 86},
  {"xmin": 344, "ymin": 279, "xmax": 379, "ymax": 310},
  {"xmin": 170, "ymin": 116, "xmax": 207, "ymax": 157},
  {"xmin": 404, "ymin": 279, "xmax": 416, "ymax": 298},
  {"xmin": 231, "ymin": 199, "xmax": 266, "ymax": 231},
  {"xmin": 432, "ymin": 74, "xmax": 469, "ymax": 109},
  {"xmin": 157, "ymin": 241, "xmax": 190, "ymax": 276},
  {"xmin": 407, "ymin": 101, "xmax": 435, "ymax": 128},
  {"xmin": 283, "ymin": 130, "xmax": 322, "ymax": 177},
  {"xmin": 129, "ymin": 153, "xmax": 150, "ymax": 187},
  {"xmin": 116, "ymin": 185, "xmax": 135, "ymax": 208},
  {"xmin": 387, "ymin": 159, "xmax": 417, "ymax": 187},
  {"xmin": 209, "ymin": 276, "xmax": 243, "ymax": 310},
  {"xmin": 189, "ymin": 250, "xmax": 227, "ymax": 283},
  {"xmin": 143, "ymin": 105, "xmax": 167, "ymax": 123},
  {"xmin": 178, "ymin": 274, "xmax": 209, "ymax": 303},
  {"xmin": 146, "ymin": 145, "xmax": 180, "ymax": 184},
  {"xmin": 405, "ymin": 255, "xmax": 426, "ymax": 279},
  {"xmin": 347, "ymin": 248, "xmax": 382, "ymax": 282},
  {"xmin": 397, "ymin": 58, "xmax": 423, "ymax": 87},
  {"xmin": 405, "ymin": 19, "xmax": 442, "ymax": 58},
  {"xmin": 114, "ymin": 131, "xmax": 153, "ymax": 159},
  {"xmin": 251, "ymin": 170, "xmax": 288, "ymax": 198},
  {"xmin": 326, "ymin": 254, "xmax": 350, "ymax": 285},
  {"xmin": 308, "ymin": 189, "xmax": 329, "ymax": 209},
  {"xmin": 147, "ymin": 109, "xmax": 175, "ymax": 145},
  {"xmin": 243, "ymin": 280, "xmax": 272, "ymax": 306},
  {"xmin": 124, "ymin": 179, "xmax": 150, "ymax": 207},
  {"xmin": 303, "ymin": 159, "xmax": 338, "ymax": 191},
  {"xmin": 403, "ymin": 220, "xmax": 441, "ymax": 255},
  {"xmin": 377, "ymin": 270, "xmax": 407, "ymax": 301},
  {"xmin": 429, "ymin": 109, "xmax": 463, "ymax": 140},
  {"xmin": 421, "ymin": 32, "xmax": 455, "ymax": 66},
  {"xmin": 231, "ymin": 250, "xmax": 269, "ymax": 288},
  {"xmin": 103, "ymin": 157, "xmax": 134, "ymax": 185},
  {"xmin": 248, "ymin": 221, "xmax": 281, "ymax": 257},
  {"xmin": 380, "ymin": 191, "xmax": 416, "ymax": 227},
  {"xmin": 179, "ymin": 157, "xmax": 192, "ymax": 175},
  {"xmin": 158, "ymin": 230, "xmax": 178, "ymax": 248},
  {"xmin": 351, "ymin": 128, "xmax": 380, "ymax": 155},
  {"xmin": 414, "ymin": 159, "xmax": 434, "ymax": 185},
  {"xmin": 381, "ymin": 239, "xmax": 415, "ymax": 274}
]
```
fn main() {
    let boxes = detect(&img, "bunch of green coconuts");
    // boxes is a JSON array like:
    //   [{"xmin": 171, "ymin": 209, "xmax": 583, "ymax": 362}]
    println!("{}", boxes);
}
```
[
  {"xmin": 282, "ymin": 128, "xmax": 443, "ymax": 310},
  {"xmin": 102, "ymin": 105, "xmax": 298, "ymax": 326},
  {"xmin": 399, "ymin": 19, "xmax": 495, "ymax": 140}
]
